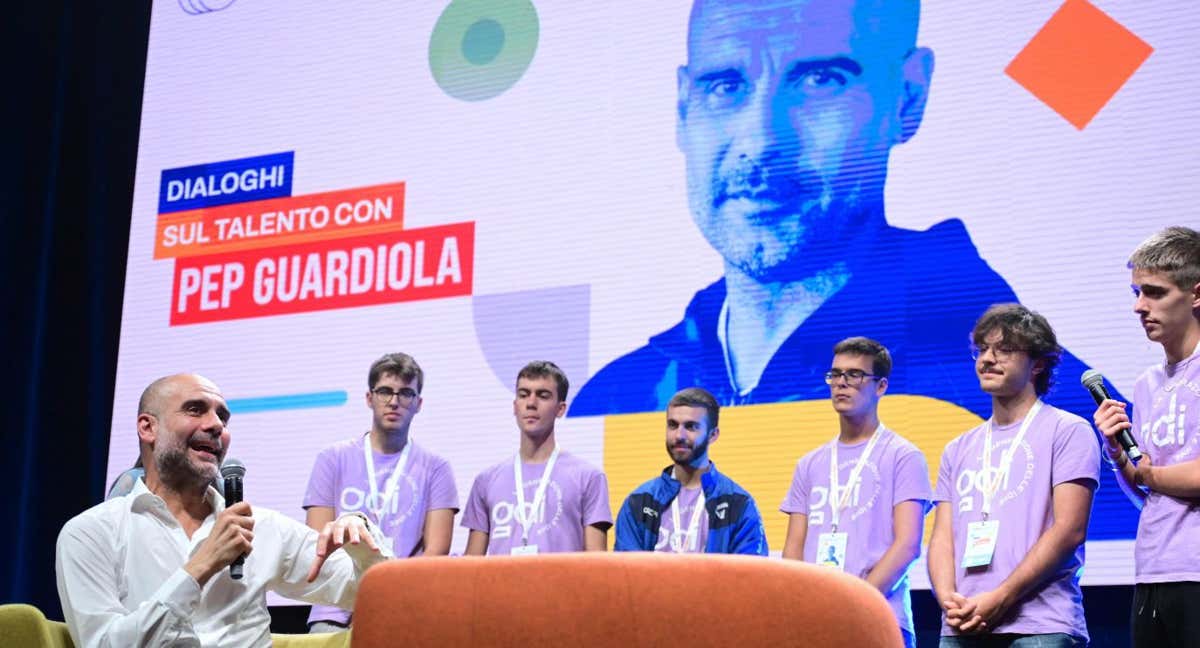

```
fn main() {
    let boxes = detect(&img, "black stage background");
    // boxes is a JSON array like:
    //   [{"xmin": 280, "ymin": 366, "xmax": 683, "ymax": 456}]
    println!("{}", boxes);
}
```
[{"xmin": 0, "ymin": 2, "xmax": 1136, "ymax": 645}]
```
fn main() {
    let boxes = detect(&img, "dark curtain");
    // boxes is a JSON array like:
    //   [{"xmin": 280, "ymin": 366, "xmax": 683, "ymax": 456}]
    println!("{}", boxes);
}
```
[{"xmin": 0, "ymin": 0, "xmax": 151, "ymax": 619}]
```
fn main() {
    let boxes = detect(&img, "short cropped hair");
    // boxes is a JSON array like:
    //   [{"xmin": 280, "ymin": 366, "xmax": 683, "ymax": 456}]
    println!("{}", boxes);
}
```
[
  {"xmin": 971, "ymin": 304, "xmax": 1061, "ymax": 396},
  {"xmin": 668, "ymin": 387, "xmax": 720, "ymax": 429},
  {"xmin": 1128, "ymin": 226, "xmax": 1200, "ymax": 291},
  {"xmin": 517, "ymin": 361, "xmax": 570, "ymax": 402},
  {"xmin": 368, "ymin": 353, "xmax": 424, "ymax": 392},
  {"xmin": 832, "ymin": 336, "xmax": 893, "ymax": 379}
]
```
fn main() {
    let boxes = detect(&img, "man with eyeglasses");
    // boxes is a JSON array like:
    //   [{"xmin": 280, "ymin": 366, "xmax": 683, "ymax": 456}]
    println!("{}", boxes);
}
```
[
  {"xmin": 780, "ymin": 337, "xmax": 931, "ymax": 648},
  {"xmin": 461, "ymin": 361, "xmax": 612, "ymax": 555},
  {"xmin": 928, "ymin": 304, "xmax": 1099, "ymax": 647},
  {"xmin": 614, "ymin": 387, "xmax": 768, "ymax": 555},
  {"xmin": 301, "ymin": 353, "xmax": 458, "ymax": 633}
]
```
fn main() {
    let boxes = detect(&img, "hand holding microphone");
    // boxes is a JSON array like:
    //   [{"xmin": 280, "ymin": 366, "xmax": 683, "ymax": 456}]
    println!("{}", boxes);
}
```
[
  {"xmin": 1081, "ymin": 370, "xmax": 1143, "ymax": 463},
  {"xmin": 184, "ymin": 458, "xmax": 255, "ymax": 586}
]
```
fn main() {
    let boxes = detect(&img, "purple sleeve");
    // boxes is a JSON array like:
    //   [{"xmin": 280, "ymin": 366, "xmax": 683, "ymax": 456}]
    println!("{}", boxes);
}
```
[
  {"xmin": 893, "ymin": 446, "xmax": 934, "ymax": 511},
  {"xmin": 933, "ymin": 440, "xmax": 956, "ymax": 504},
  {"xmin": 302, "ymin": 447, "xmax": 338, "ymax": 510},
  {"xmin": 1051, "ymin": 417, "xmax": 1102, "ymax": 489},
  {"xmin": 459, "ymin": 471, "xmax": 491, "ymax": 533},
  {"xmin": 581, "ymin": 467, "xmax": 613, "ymax": 529},
  {"xmin": 779, "ymin": 457, "xmax": 809, "ymax": 514},
  {"xmin": 426, "ymin": 457, "xmax": 459, "ymax": 512}
]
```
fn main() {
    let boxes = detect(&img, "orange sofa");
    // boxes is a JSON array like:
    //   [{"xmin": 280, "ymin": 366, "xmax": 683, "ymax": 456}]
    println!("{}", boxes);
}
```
[{"xmin": 351, "ymin": 553, "xmax": 903, "ymax": 647}]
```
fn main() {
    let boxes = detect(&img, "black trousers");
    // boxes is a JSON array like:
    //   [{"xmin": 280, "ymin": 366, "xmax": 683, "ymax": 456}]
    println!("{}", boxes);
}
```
[{"xmin": 1132, "ymin": 581, "xmax": 1200, "ymax": 648}]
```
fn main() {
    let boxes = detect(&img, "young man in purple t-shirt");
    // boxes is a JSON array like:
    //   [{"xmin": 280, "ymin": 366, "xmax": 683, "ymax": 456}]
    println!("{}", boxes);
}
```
[
  {"xmin": 302, "ymin": 353, "xmax": 459, "ymax": 632},
  {"xmin": 1093, "ymin": 226, "xmax": 1200, "ymax": 648},
  {"xmin": 462, "ymin": 361, "xmax": 612, "ymax": 555},
  {"xmin": 781, "ymin": 337, "xmax": 932, "ymax": 648},
  {"xmin": 928, "ymin": 305, "xmax": 1100, "ymax": 647}
]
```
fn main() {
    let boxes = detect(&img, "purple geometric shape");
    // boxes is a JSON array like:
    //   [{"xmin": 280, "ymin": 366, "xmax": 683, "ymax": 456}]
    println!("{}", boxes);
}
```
[{"xmin": 472, "ymin": 285, "xmax": 590, "ymax": 398}]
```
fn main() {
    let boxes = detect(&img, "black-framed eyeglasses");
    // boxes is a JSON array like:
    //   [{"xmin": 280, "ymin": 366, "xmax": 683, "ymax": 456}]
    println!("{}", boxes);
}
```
[
  {"xmin": 371, "ymin": 387, "xmax": 418, "ymax": 404},
  {"xmin": 970, "ymin": 343, "xmax": 1025, "ymax": 361},
  {"xmin": 824, "ymin": 369, "xmax": 880, "ymax": 386}
]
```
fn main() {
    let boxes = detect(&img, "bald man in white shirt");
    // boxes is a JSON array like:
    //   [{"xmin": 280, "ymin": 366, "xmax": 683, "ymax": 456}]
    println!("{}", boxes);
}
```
[{"xmin": 56, "ymin": 373, "xmax": 391, "ymax": 648}]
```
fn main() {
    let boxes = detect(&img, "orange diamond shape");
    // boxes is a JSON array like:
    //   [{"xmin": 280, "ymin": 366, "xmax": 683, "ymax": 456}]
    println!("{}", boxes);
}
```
[{"xmin": 1006, "ymin": 0, "xmax": 1152, "ymax": 130}]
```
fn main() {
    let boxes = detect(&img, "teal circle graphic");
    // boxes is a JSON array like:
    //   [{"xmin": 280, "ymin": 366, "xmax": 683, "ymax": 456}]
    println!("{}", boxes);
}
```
[
  {"xmin": 462, "ymin": 19, "xmax": 505, "ymax": 65},
  {"xmin": 429, "ymin": 0, "xmax": 539, "ymax": 102}
]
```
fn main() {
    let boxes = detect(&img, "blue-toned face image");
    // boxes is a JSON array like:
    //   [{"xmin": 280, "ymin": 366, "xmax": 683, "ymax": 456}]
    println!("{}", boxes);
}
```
[
  {"xmin": 678, "ymin": 0, "xmax": 930, "ymax": 281},
  {"xmin": 570, "ymin": 0, "xmax": 1134, "ymax": 545}
]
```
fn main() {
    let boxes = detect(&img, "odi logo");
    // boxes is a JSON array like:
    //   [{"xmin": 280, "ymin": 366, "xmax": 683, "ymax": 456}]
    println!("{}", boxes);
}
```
[{"xmin": 178, "ymin": 0, "xmax": 237, "ymax": 14}]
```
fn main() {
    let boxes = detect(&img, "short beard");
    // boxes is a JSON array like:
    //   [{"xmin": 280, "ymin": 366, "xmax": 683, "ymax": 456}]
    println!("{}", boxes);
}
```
[
  {"xmin": 666, "ymin": 436, "xmax": 710, "ymax": 468},
  {"xmin": 155, "ymin": 446, "xmax": 217, "ymax": 493}
]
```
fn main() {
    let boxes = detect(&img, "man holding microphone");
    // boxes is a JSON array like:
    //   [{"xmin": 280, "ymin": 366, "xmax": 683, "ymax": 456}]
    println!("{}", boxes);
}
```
[{"xmin": 1093, "ymin": 226, "xmax": 1200, "ymax": 648}]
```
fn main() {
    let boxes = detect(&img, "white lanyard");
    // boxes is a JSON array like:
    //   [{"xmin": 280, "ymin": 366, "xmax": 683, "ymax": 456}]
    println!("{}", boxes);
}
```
[
  {"xmin": 980, "ymin": 400, "xmax": 1042, "ymax": 519},
  {"xmin": 828, "ymin": 423, "xmax": 884, "ymax": 532},
  {"xmin": 669, "ymin": 469, "xmax": 707, "ymax": 553},
  {"xmin": 362, "ymin": 434, "xmax": 413, "ymax": 525},
  {"xmin": 513, "ymin": 446, "xmax": 559, "ymax": 546}
]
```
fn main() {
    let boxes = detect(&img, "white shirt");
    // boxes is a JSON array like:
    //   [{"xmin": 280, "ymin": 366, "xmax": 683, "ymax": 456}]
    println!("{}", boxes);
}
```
[{"xmin": 56, "ymin": 478, "xmax": 387, "ymax": 648}]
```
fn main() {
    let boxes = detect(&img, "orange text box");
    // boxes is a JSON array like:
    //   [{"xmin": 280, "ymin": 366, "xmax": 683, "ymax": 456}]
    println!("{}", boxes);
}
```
[{"xmin": 154, "ymin": 182, "xmax": 406, "ymax": 259}]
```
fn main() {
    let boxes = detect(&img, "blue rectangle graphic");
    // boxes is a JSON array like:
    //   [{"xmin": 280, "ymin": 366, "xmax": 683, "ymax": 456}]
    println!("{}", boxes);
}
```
[
  {"xmin": 157, "ymin": 151, "xmax": 294, "ymax": 214},
  {"xmin": 227, "ymin": 390, "xmax": 347, "ymax": 415}
]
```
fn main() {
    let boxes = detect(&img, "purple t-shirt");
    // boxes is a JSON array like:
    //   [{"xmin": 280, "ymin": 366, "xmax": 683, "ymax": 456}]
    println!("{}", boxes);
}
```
[
  {"xmin": 933, "ymin": 403, "xmax": 1099, "ymax": 639},
  {"xmin": 303, "ymin": 435, "xmax": 458, "ymax": 624},
  {"xmin": 780, "ymin": 428, "xmax": 932, "ymax": 633},
  {"xmin": 654, "ymin": 485, "xmax": 709, "ymax": 553},
  {"xmin": 460, "ymin": 449, "xmax": 612, "ymax": 555},
  {"xmin": 1131, "ymin": 344, "xmax": 1200, "ymax": 583}
]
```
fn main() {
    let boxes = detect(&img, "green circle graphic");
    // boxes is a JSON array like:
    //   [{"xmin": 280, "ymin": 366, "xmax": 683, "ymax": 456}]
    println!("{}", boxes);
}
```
[{"xmin": 429, "ymin": 0, "xmax": 539, "ymax": 102}]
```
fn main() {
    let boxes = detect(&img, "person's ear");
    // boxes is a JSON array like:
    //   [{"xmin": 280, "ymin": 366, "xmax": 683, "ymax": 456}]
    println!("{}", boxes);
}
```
[
  {"xmin": 893, "ymin": 47, "xmax": 934, "ymax": 145},
  {"xmin": 137, "ymin": 413, "xmax": 157, "ymax": 446}
]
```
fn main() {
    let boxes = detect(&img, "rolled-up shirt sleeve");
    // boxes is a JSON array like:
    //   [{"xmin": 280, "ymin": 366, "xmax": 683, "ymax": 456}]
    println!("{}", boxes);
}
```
[{"xmin": 56, "ymin": 516, "xmax": 202, "ymax": 648}]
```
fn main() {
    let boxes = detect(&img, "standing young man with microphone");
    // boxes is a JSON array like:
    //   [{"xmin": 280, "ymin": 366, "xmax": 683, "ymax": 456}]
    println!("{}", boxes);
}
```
[
  {"xmin": 1093, "ymin": 226, "xmax": 1200, "ymax": 648},
  {"xmin": 56, "ymin": 374, "xmax": 391, "ymax": 648},
  {"xmin": 927, "ymin": 305, "xmax": 1099, "ymax": 647}
]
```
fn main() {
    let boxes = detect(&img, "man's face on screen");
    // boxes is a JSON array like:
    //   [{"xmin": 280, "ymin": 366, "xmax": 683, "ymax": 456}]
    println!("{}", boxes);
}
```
[
  {"xmin": 151, "ymin": 375, "xmax": 231, "ymax": 487},
  {"xmin": 367, "ymin": 372, "xmax": 422, "ymax": 437},
  {"xmin": 677, "ymin": 0, "xmax": 923, "ymax": 281}
]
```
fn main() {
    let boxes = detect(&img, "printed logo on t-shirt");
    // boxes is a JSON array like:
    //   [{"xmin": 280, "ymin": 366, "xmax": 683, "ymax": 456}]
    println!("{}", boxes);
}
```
[
  {"xmin": 954, "ymin": 438, "xmax": 1034, "ymax": 514},
  {"xmin": 1142, "ymin": 386, "xmax": 1196, "ymax": 457},
  {"xmin": 338, "ymin": 473, "xmax": 423, "ymax": 531},
  {"xmin": 489, "ymin": 480, "xmax": 565, "ymax": 541},
  {"xmin": 655, "ymin": 500, "xmax": 704, "ymax": 552},
  {"xmin": 808, "ymin": 461, "xmax": 881, "ymax": 527}
]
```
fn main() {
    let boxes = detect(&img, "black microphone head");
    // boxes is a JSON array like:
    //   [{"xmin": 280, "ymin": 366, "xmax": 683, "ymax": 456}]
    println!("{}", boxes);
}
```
[
  {"xmin": 1080, "ymin": 369, "xmax": 1105, "ymax": 389},
  {"xmin": 220, "ymin": 457, "xmax": 246, "ymax": 480}
]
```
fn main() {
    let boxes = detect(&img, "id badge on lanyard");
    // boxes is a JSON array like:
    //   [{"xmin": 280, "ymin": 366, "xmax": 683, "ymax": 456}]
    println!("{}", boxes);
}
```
[
  {"xmin": 512, "ymin": 446, "xmax": 559, "ymax": 553},
  {"xmin": 362, "ymin": 434, "xmax": 412, "ymax": 529},
  {"xmin": 822, "ymin": 423, "xmax": 884, "ymax": 568},
  {"xmin": 816, "ymin": 532, "xmax": 848, "ymax": 570},
  {"xmin": 963, "ymin": 401, "xmax": 1041, "ymax": 569}
]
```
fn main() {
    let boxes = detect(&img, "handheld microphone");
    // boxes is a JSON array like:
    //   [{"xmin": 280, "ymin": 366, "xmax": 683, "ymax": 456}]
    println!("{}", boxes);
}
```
[
  {"xmin": 220, "ymin": 457, "xmax": 247, "ymax": 579},
  {"xmin": 1080, "ymin": 370, "xmax": 1142, "ymax": 462}
]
